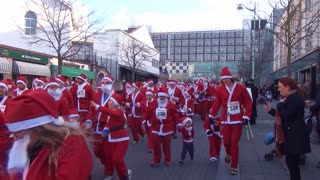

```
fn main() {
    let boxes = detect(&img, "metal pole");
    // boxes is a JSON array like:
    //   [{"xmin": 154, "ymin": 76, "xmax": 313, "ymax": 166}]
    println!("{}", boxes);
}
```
[{"xmin": 252, "ymin": 2, "xmax": 256, "ymax": 80}]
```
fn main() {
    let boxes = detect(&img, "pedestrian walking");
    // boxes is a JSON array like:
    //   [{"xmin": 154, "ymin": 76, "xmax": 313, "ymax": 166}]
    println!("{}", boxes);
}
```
[
  {"xmin": 203, "ymin": 117, "xmax": 222, "ymax": 162},
  {"xmin": 263, "ymin": 77, "xmax": 311, "ymax": 180},
  {"xmin": 177, "ymin": 117, "xmax": 194, "ymax": 166}
]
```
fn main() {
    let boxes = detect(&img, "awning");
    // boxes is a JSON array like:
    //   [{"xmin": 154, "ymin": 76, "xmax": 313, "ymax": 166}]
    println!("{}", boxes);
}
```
[
  {"xmin": 119, "ymin": 65, "xmax": 160, "ymax": 77},
  {"xmin": 0, "ymin": 57, "xmax": 12, "ymax": 74},
  {"xmin": 14, "ymin": 60, "xmax": 51, "ymax": 77},
  {"xmin": 50, "ymin": 65, "xmax": 95, "ymax": 79}
]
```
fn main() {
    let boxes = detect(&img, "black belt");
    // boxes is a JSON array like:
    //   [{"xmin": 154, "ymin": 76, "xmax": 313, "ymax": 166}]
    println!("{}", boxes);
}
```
[{"xmin": 109, "ymin": 126, "xmax": 124, "ymax": 132}]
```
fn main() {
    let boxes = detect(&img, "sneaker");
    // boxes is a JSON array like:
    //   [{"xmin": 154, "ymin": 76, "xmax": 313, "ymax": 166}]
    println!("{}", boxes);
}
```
[
  {"xmin": 165, "ymin": 162, "xmax": 171, "ymax": 167},
  {"xmin": 127, "ymin": 169, "xmax": 132, "ymax": 180},
  {"xmin": 104, "ymin": 175, "xmax": 113, "ymax": 180},
  {"xmin": 209, "ymin": 157, "xmax": 217, "ymax": 162},
  {"xmin": 225, "ymin": 156, "xmax": 230, "ymax": 164},
  {"xmin": 150, "ymin": 161, "xmax": 160, "ymax": 167},
  {"xmin": 230, "ymin": 169, "xmax": 238, "ymax": 175}
]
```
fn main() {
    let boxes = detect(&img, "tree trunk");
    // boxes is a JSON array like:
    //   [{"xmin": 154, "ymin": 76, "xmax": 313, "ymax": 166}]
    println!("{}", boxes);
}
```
[
  {"xmin": 286, "ymin": 46, "xmax": 292, "ymax": 77},
  {"xmin": 58, "ymin": 56, "xmax": 63, "ymax": 76},
  {"xmin": 131, "ymin": 70, "xmax": 136, "ymax": 82}
]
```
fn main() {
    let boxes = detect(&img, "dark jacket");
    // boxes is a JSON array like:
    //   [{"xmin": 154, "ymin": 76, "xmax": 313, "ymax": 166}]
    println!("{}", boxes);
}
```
[{"xmin": 269, "ymin": 91, "xmax": 311, "ymax": 154}]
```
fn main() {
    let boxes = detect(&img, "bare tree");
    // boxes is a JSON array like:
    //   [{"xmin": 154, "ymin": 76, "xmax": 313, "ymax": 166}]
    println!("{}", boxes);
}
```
[
  {"xmin": 268, "ymin": 0, "xmax": 320, "ymax": 77},
  {"xmin": 23, "ymin": 0, "xmax": 102, "ymax": 74},
  {"xmin": 118, "ymin": 37, "xmax": 156, "ymax": 82}
]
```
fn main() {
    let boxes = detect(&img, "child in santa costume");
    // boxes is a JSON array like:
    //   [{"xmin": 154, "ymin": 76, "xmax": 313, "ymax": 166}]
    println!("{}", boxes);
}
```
[
  {"xmin": 145, "ymin": 87, "xmax": 179, "ymax": 167},
  {"xmin": 177, "ymin": 117, "xmax": 194, "ymax": 166},
  {"xmin": 203, "ymin": 117, "xmax": 222, "ymax": 162},
  {"xmin": 209, "ymin": 66, "xmax": 252, "ymax": 175},
  {"xmin": 4, "ymin": 90, "xmax": 93, "ymax": 180},
  {"xmin": 90, "ymin": 93, "xmax": 132, "ymax": 180},
  {"xmin": 13, "ymin": 76, "xmax": 30, "ymax": 97}
]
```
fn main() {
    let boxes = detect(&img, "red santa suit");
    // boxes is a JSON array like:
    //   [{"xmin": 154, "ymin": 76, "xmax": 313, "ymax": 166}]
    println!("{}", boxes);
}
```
[
  {"xmin": 201, "ymin": 82, "xmax": 216, "ymax": 121},
  {"xmin": 87, "ymin": 89, "xmax": 114, "ymax": 176},
  {"xmin": 141, "ymin": 90, "xmax": 155, "ymax": 152},
  {"xmin": 182, "ymin": 88, "xmax": 195, "ymax": 118},
  {"xmin": 96, "ymin": 93, "xmax": 131, "ymax": 179},
  {"xmin": 167, "ymin": 80, "xmax": 184, "ymax": 109},
  {"xmin": 3, "ymin": 90, "xmax": 93, "ymax": 180},
  {"xmin": 209, "ymin": 67, "xmax": 252, "ymax": 170},
  {"xmin": 126, "ymin": 82, "xmax": 145, "ymax": 143},
  {"xmin": 55, "ymin": 76, "xmax": 75, "ymax": 109},
  {"xmin": 145, "ymin": 88, "xmax": 179, "ymax": 166},
  {"xmin": 13, "ymin": 76, "xmax": 30, "ymax": 97},
  {"xmin": 203, "ymin": 117, "xmax": 222, "ymax": 160},
  {"xmin": 71, "ymin": 74, "xmax": 94, "ymax": 124}
]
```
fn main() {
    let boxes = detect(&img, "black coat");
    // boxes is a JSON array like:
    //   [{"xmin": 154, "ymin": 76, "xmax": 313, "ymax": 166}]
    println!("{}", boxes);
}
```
[{"xmin": 270, "ymin": 91, "xmax": 311, "ymax": 154}]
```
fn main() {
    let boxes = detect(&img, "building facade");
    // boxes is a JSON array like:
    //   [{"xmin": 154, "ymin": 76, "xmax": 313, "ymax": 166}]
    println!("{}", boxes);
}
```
[{"xmin": 151, "ymin": 29, "xmax": 271, "ymax": 84}]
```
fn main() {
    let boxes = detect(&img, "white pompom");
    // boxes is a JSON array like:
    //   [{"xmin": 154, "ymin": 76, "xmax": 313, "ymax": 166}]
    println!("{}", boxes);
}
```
[{"xmin": 53, "ymin": 116, "xmax": 65, "ymax": 126}]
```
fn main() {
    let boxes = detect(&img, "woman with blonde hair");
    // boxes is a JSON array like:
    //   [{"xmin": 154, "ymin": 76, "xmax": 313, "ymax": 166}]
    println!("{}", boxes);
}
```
[{"xmin": 4, "ymin": 90, "xmax": 92, "ymax": 180}]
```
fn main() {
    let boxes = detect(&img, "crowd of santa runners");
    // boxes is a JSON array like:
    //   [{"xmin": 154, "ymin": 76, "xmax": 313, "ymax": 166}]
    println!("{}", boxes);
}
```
[{"xmin": 0, "ymin": 66, "xmax": 253, "ymax": 180}]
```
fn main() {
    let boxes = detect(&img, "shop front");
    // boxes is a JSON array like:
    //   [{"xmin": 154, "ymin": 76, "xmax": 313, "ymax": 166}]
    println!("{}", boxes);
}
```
[
  {"xmin": 119, "ymin": 65, "xmax": 159, "ymax": 82},
  {"xmin": 0, "ymin": 46, "xmax": 51, "ymax": 87},
  {"xmin": 0, "ymin": 57, "xmax": 12, "ymax": 80}
]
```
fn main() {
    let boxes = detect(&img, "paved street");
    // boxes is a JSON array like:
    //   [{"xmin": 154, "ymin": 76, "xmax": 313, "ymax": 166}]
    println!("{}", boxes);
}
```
[{"xmin": 90, "ymin": 102, "xmax": 320, "ymax": 180}]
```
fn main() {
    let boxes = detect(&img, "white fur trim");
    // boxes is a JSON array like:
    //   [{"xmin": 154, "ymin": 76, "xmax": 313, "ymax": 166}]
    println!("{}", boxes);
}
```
[
  {"xmin": 53, "ymin": 116, "xmax": 65, "ymax": 125},
  {"xmin": 221, "ymin": 75, "xmax": 233, "ymax": 79},
  {"xmin": 16, "ymin": 80, "xmax": 27, "ymax": 87},
  {"xmin": 102, "ymin": 77, "xmax": 113, "ymax": 82},
  {"xmin": 110, "ymin": 97, "xmax": 120, "ymax": 107},
  {"xmin": 68, "ymin": 114, "xmax": 80, "ymax": 119},
  {"xmin": 182, "ymin": 118, "xmax": 192, "ymax": 125},
  {"xmin": 45, "ymin": 82, "xmax": 59, "ymax": 89},
  {"xmin": 146, "ymin": 91, "xmax": 153, "ymax": 95},
  {"xmin": 242, "ymin": 116, "xmax": 250, "ymax": 120},
  {"xmin": 0, "ymin": 83, "xmax": 8, "ymax": 91},
  {"xmin": 158, "ymin": 92, "xmax": 168, "ymax": 97},
  {"xmin": 55, "ymin": 78, "xmax": 64, "ymax": 84},
  {"xmin": 6, "ymin": 115, "xmax": 54, "ymax": 132}
]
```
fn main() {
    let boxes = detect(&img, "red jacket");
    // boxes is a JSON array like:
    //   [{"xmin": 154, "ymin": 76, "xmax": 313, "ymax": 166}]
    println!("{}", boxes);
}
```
[
  {"xmin": 98, "ymin": 107, "xmax": 129, "ymax": 142},
  {"xmin": 203, "ymin": 117, "xmax": 222, "ymax": 138},
  {"xmin": 23, "ymin": 135, "xmax": 92, "ymax": 180},
  {"xmin": 87, "ymin": 91, "xmax": 114, "ymax": 133},
  {"xmin": 141, "ymin": 99, "xmax": 155, "ymax": 126},
  {"xmin": 56, "ymin": 96, "xmax": 70, "ymax": 118},
  {"xmin": 62, "ymin": 88, "xmax": 75, "ymax": 109},
  {"xmin": 168, "ymin": 87, "xmax": 184, "ymax": 108},
  {"xmin": 209, "ymin": 82, "xmax": 252, "ymax": 124},
  {"xmin": 178, "ymin": 126, "xmax": 194, "ymax": 143},
  {"xmin": 145, "ymin": 100, "xmax": 178, "ymax": 136},
  {"xmin": 71, "ymin": 83, "xmax": 94, "ymax": 112},
  {"xmin": 127, "ymin": 91, "xmax": 144, "ymax": 118},
  {"xmin": 204, "ymin": 85, "xmax": 216, "ymax": 101},
  {"xmin": 12, "ymin": 89, "xmax": 30, "ymax": 97},
  {"xmin": 182, "ymin": 98, "xmax": 194, "ymax": 116}
]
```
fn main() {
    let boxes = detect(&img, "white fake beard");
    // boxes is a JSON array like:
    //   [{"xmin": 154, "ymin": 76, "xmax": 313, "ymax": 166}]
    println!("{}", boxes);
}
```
[
  {"xmin": 157, "ymin": 98, "xmax": 168, "ymax": 107},
  {"xmin": 7, "ymin": 135, "xmax": 30, "ymax": 171},
  {"xmin": 69, "ymin": 121, "xmax": 80, "ymax": 129},
  {"xmin": 102, "ymin": 84, "xmax": 113, "ymax": 94},
  {"xmin": 47, "ymin": 89, "xmax": 62, "ymax": 100}
]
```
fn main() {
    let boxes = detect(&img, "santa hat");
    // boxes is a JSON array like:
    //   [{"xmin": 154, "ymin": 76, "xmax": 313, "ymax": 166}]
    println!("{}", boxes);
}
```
[
  {"xmin": 221, "ymin": 66, "xmax": 233, "ymax": 79},
  {"xmin": 16, "ymin": 76, "xmax": 27, "ymax": 87},
  {"xmin": 4, "ymin": 90, "xmax": 61, "ymax": 132},
  {"xmin": 68, "ymin": 108, "xmax": 79, "ymax": 119},
  {"xmin": 32, "ymin": 78, "xmax": 38, "ymax": 85},
  {"xmin": 158, "ymin": 87, "xmax": 168, "ymax": 97},
  {"xmin": 102, "ymin": 75, "xmax": 114, "ymax": 82},
  {"xmin": 109, "ymin": 93, "xmax": 124, "ymax": 107},
  {"xmin": 145, "ymin": 90, "xmax": 154, "ymax": 96},
  {"xmin": 132, "ymin": 81, "xmax": 141, "ymax": 89},
  {"xmin": 77, "ymin": 74, "xmax": 87, "ymax": 82},
  {"xmin": 5, "ymin": 78, "xmax": 13, "ymax": 86},
  {"xmin": 0, "ymin": 80, "xmax": 9, "ymax": 91},
  {"xmin": 167, "ymin": 79, "xmax": 176, "ymax": 84},
  {"xmin": 55, "ymin": 75, "xmax": 66, "ymax": 84},
  {"xmin": 36, "ymin": 77, "xmax": 47, "ymax": 85},
  {"xmin": 180, "ymin": 117, "xmax": 192, "ymax": 126},
  {"xmin": 147, "ymin": 79, "xmax": 154, "ymax": 84},
  {"xmin": 45, "ymin": 78, "xmax": 59, "ymax": 89}
]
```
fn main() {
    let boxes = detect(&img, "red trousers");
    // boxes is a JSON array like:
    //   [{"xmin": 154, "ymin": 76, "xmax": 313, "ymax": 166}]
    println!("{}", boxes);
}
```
[
  {"xmin": 105, "ymin": 140, "xmax": 129, "ymax": 179},
  {"xmin": 194, "ymin": 103, "xmax": 200, "ymax": 115},
  {"xmin": 221, "ymin": 124, "xmax": 243, "ymax": 169},
  {"xmin": 93, "ymin": 134, "xmax": 111, "ymax": 175},
  {"xmin": 151, "ymin": 133, "xmax": 172, "ymax": 164},
  {"xmin": 79, "ymin": 111, "xmax": 89, "ymax": 125},
  {"xmin": 201, "ymin": 100, "xmax": 210, "ymax": 121},
  {"xmin": 129, "ymin": 117, "xmax": 145, "ymax": 142},
  {"xmin": 208, "ymin": 134, "xmax": 222, "ymax": 158},
  {"xmin": 144, "ymin": 124, "xmax": 153, "ymax": 151}
]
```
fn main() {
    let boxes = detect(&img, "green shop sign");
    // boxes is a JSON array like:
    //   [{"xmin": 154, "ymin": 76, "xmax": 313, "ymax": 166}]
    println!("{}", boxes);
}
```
[{"xmin": 0, "ymin": 48, "xmax": 48, "ymax": 64}]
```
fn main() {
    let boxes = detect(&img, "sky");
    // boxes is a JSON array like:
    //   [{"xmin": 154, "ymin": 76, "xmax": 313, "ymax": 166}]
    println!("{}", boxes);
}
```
[{"xmin": 82, "ymin": 0, "xmax": 273, "ymax": 32}]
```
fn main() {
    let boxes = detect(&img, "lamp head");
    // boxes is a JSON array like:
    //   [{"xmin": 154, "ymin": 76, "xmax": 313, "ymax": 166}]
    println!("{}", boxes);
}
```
[{"xmin": 237, "ymin": 4, "xmax": 244, "ymax": 11}]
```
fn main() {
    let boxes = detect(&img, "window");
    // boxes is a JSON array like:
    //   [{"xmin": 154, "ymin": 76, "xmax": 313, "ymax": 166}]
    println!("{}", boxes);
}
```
[{"xmin": 25, "ymin": 11, "xmax": 37, "ymax": 35}]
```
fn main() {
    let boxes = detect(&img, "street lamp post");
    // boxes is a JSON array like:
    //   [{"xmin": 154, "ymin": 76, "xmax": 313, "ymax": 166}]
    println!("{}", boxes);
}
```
[{"xmin": 237, "ymin": 2, "xmax": 257, "ymax": 80}]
